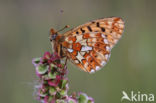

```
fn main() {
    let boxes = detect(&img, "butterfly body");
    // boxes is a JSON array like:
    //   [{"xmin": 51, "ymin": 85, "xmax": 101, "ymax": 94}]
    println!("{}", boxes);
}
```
[{"xmin": 50, "ymin": 17, "xmax": 124, "ymax": 73}]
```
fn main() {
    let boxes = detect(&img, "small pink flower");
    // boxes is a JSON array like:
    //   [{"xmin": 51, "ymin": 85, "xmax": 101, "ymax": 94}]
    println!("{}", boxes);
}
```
[
  {"xmin": 50, "ymin": 52, "xmax": 60, "ymax": 61},
  {"xmin": 44, "ymin": 95, "xmax": 49, "ymax": 103},
  {"xmin": 57, "ymin": 64, "xmax": 62, "ymax": 68},
  {"xmin": 36, "ymin": 71, "xmax": 42, "ymax": 77},
  {"xmin": 43, "ymin": 52, "xmax": 51, "ymax": 60},
  {"xmin": 48, "ymin": 75, "xmax": 62, "ymax": 87},
  {"xmin": 48, "ymin": 80, "xmax": 58, "ymax": 87}
]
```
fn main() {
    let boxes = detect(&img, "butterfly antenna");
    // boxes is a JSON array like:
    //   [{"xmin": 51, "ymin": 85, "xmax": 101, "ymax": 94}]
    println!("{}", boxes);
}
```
[{"xmin": 56, "ymin": 25, "xmax": 70, "ymax": 33}]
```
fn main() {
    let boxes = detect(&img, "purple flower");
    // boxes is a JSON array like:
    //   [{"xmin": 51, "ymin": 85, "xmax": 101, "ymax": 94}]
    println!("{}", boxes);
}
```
[
  {"xmin": 32, "ymin": 52, "xmax": 94, "ymax": 103},
  {"xmin": 43, "ymin": 52, "xmax": 51, "ymax": 60},
  {"xmin": 67, "ymin": 96, "xmax": 77, "ymax": 103},
  {"xmin": 44, "ymin": 95, "xmax": 55, "ymax": 103}
]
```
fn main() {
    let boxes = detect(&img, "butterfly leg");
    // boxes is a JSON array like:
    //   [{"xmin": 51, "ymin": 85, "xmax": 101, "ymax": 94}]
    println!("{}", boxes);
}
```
[{"xmin": 64, "ymin": 57, "xmax": 68, "ymax": 66}]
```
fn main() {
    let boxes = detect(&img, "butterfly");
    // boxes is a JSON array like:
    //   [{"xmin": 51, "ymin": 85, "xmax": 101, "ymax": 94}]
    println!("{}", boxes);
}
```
[{"xmin": 50, "ymin": 17, "xmax": 124, "ymax": 73}]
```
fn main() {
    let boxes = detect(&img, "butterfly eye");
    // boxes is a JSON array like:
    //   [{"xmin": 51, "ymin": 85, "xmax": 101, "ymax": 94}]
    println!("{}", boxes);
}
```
[
  {"xmin": 50, "ymin": 34, "xmax": 57, "ymax": 41},
  {"xmin": 53, "ymin": 34, "xmax": 57, "ymax": 39}
]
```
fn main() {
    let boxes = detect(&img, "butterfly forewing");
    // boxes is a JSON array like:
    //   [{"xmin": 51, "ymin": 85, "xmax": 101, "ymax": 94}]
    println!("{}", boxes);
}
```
[{"xmin": 59, "ymin": 17, "xmax": 124, "ymax": 73}]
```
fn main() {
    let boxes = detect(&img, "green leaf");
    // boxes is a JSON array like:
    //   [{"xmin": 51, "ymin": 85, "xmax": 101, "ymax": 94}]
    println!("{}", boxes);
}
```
[
  {"xmin": 68, "ymin": 100, "xmax": 75, "ymax": 103},
  {"xmin": 37, "ymin": 64, "xmax": 48, "ymax": 74},
  {"xmin": 48, "ymin": 72, "xmax": 57, "ymax": 79},
  {"xmin": 48, "ymin": 96, "xmax": 54, "ymax": 103},
  {"xmin": 56, "ymin": 99, "xmax": 66, "ymax": 103},
  {"xmin": 87, "ymin": 100, "xmax": 92, "ymax": 103},
  {"xmin": 61, "ymin": 79, "xmax": 67, "ymax": 89},
  {"xmin": 50, "ymin": 64, "xmax": 57, "ymax": 69},
  {"xmin": 60, "ymin": 90, "xmax": 67, "ymax": 96},
  {"xmin": 33, "ymin": 58, "xmax": 41, "ymax": 64},
  {"xmin": 78, "ymin": 93, "xmax": 88, "ymax": 103},
  {"xmin": 49, "ymin": 87, "xmax": 56, "ymax": 95},
  {"xmin": 39, "ymin": 89, "xmax": 48, "ymax": 97}
]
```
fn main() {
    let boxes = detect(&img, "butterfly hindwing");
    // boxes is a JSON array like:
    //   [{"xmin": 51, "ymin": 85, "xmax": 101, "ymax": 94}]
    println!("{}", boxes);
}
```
[
  {"xmin": 62, "ymin": 32, "xmax": 110, "ymax": 73},
  {"xmin": 61, "ymin": 17, "xmax": 124, "ymax": 73}
]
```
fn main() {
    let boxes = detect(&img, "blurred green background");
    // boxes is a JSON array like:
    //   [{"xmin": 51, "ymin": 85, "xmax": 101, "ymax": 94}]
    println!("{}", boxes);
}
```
[{"xmin": 0, "ymin": 0, "xmax": 156, "ymax": 103}]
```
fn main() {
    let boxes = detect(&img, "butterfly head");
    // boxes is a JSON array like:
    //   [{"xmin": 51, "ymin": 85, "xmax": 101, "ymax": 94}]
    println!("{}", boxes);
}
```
[
  {"xmin": 49, "ymin": 25, "xmax": 70, "ymax": 41},
  {"xmin": 50, "ymin": 28, "xmax": 58, "ymax": 41}
]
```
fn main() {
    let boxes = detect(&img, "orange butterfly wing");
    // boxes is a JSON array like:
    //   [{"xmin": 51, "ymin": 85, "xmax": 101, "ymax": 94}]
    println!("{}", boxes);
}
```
[{"xmin": 61, "ymin": 17, "xmax": 124, "ymax": 73}]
